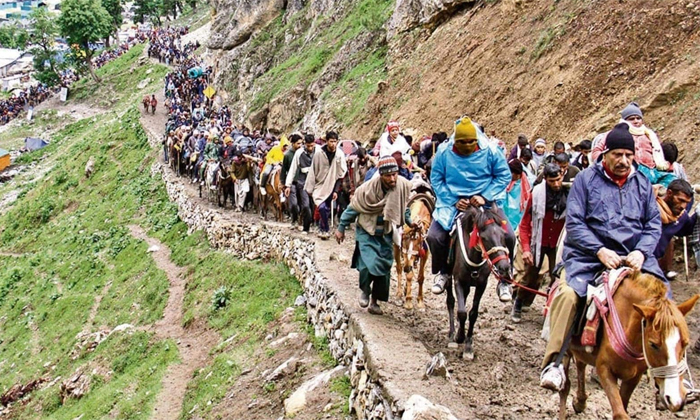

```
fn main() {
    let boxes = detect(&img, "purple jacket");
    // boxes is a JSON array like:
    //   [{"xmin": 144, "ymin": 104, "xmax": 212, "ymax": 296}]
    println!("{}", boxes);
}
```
[
  {"xmin": 653, "ymin": 200, "xmax": 696, "ymax": 259},
  {"xmin": 563, "ymin": 163, "xmax": 665, "ymax": 296}
]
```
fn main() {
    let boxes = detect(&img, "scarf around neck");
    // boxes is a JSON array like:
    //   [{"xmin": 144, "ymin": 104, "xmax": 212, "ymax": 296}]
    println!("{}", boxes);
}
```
[
  {"xmin": 350, "ymin": 176, "xmax": 410, "ymax": 236},
  {"xmin": 507, "ymin": 173, "xmax": 531, "ymax": 211},
  {"xmin": 545, "ymin": 183, "xmax": 567, "ymax": 219}
]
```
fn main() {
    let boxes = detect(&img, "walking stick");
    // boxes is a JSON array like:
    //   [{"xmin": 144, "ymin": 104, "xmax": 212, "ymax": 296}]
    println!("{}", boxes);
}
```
[
  {"xmin": 683, "ymin": 236, "xmax": 690, "ymax": 282},
  {"xmin": 331, "ymin": 199, "xmax": 335, "ymax": 229}
]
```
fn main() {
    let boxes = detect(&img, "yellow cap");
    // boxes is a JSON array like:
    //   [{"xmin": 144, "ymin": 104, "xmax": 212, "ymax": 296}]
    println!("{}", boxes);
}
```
[{"xmin": 454, "ymin": 117, "xmax": 478, "ymax": 141}]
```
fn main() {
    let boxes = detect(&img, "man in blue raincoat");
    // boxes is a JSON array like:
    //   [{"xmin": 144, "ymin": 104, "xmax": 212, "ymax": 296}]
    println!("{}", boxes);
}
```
[
  {"xmin": 426, "ymin": 116, "xmax": 514, "ymax": 301},
  {"xmin": 540, "ymin": 123, "xmax": 666, "ymax": 392}
]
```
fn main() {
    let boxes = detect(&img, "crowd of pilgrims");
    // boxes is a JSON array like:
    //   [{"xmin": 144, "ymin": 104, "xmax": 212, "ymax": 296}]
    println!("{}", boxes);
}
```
[
  {"xmin": 0, "ymin": 30, "xmax": 155, "ymax": 127},
  {"xmin": 159, "ymin": 26, "xmax": 698, "ymax": 312}
]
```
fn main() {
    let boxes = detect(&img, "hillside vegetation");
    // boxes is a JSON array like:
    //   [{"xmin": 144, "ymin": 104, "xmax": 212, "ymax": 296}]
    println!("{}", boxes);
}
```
[
  {"xmin": 0, "ymin": 44, "xmax": 303, "ymax": 419},
  {"xmin": 211, "ymin": 0, "xmax": 700, "ymax": 174}
]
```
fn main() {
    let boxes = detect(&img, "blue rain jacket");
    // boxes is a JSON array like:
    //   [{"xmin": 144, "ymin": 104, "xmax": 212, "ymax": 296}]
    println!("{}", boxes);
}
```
[
  {"xmin": 563, "ymin": 163, "xmax": 666, "ymax": 296},
  {"xmin": 430, "ymin": 136, "xmax": 510, "ymax": 230}
]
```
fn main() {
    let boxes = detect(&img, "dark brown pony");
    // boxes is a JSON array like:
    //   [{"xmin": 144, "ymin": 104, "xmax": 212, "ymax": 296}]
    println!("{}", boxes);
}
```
[
  {"xmin": 142, "ymin": 95, "xmax": 150, "ymax": 112},
  {"xmin": 447, "ymin": 206, "xmax": 512, "ymax": 360},
  {"xmin": 261, "ymin": 165, "xmax": 283, "ymax": 221},
  {"xmin": 557, "ymin": 271, "xmax": 698, "ymax": 420},
  {"xmin": 217, "ymin": 161, "xmax": 234, "ymax": 208}
]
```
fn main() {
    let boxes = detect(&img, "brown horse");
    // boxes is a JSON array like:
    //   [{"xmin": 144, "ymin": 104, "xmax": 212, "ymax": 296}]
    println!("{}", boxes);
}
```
[
  {"xmin": 394, "ymin": 195, "xmax": 433, "ymax": 310},
  {"xmin": 556, "ymin": 271, "xmax": 698, "ymax": 420},
  {"xmin": 217, "ymin": 161, "xmax": 234, "ymax": 208},
  {"xmin": 142, "ymin": 95, "xmax": 150, "ymax": 112},
  {"xmin": 261, "ymin": 164, "xmax": 283, "ymax": 221}
]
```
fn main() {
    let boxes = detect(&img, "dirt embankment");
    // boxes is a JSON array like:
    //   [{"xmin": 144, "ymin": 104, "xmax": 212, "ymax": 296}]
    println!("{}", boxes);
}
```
[{"xmin": 360, "ymin": 0, "xmax": 700, "ymax": 153}]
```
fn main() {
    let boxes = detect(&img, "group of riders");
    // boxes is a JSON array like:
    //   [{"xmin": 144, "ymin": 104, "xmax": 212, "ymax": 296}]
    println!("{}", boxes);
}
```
[{"xmin": 154, "ymin": 25, "xmax": 699, "ymax": 417}]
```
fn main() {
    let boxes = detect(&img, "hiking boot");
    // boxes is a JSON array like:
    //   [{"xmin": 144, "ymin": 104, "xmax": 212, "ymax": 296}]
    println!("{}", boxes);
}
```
[
  {"xmin": 368, "ymin": 301, "xmax": 383, "ymax": 315},
  {"xmin": 497, "ymin": 281, "xmax": 513, "ymax": 302},
  {"xmin": 358, "ymin": 290, "xmax": 370, "ymax": 308},
  {"xmin": 521, "ymin": 304, "xmax": 532, "ymax": 313},
  {"xmin": 318, "ymin": 231, "xmax": 330, "ymax": 240},
  {"xmin": 431, "ymin": 273, "xmax": 449, "ymax": 295},
  {"xmin": 540, "ymin": 363, "xmax": 565, "ymax": 391},
  {"xmin": 666, "ymin": 271, "xmax": 678, "ymax": 281},
  {"xmin": 511, "ymin": 299, "xmax": 523, "ymax": 323}
]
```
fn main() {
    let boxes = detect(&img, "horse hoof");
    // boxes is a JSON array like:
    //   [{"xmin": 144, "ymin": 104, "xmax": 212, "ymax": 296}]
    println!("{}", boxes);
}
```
[
  {"xmin": 416, "ymin": 301, "xmax": 425, "ymax": 311},
  {"xmin": 462, "ymin": 351, "xmax": 474, "ymax": 361},
  {"xmin": 404, "ymin": 300, "xmax": 413, "ymax": 310},
  {"xmin": 572, "ymin": 399, "xmax": 586, "ymax": 414}
]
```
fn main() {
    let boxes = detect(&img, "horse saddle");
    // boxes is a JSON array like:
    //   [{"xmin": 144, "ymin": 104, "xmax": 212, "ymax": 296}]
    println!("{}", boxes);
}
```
[{"xmin": 578, "ymin": 268, "xmax": 631, "ymax": 351}]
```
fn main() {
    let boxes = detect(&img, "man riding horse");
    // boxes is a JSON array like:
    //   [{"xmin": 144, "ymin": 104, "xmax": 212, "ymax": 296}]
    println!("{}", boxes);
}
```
[
  {"xmin": 426, "ymin": 116, "xmax": 515, "ymax": 301},
  {"xmin": 540, "ymin": 123, "xmax": 669, "ymax": 391}
]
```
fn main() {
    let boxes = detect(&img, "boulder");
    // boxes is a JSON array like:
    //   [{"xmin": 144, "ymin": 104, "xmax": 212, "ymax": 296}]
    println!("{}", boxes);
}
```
[
  {"xmin": 209, "ymin": 0, "xmax": 286, "ymax": 51},
  {"xmin": 265, "ymin": 357, "xmax": 299, "ymax": 381},
  {"xmin": 388, "ymin": 0, "xmax": 477, "ymax": 38},
  {"xmin": 401, "ymin": 395, "xmax": 459, "ymax": 420},
  {"xmin": 284, "ymin": 365, "xmax": 345, "ymax": 416}
]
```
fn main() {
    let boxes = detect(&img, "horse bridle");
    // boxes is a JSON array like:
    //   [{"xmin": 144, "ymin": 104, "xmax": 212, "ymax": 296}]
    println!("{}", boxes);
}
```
[
  {"xmin": 640, "ymin": 319, "xmax": 694, "ymax": 386},
  {"xmin": 455, "ymin": 215, "xmax": 509, "ymax": 271}
]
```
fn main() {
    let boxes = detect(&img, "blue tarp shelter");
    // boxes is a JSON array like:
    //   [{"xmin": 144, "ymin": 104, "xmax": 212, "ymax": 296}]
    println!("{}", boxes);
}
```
[{"xmin": 25, "ymin": 137, "xmax": 49, "ymax": 151}]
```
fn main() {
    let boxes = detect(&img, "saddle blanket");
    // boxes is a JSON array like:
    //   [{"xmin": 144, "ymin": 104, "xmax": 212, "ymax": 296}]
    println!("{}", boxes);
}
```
[{"xmin": 580, "ymin": 267, "xmax": 630, "ymax": 351}]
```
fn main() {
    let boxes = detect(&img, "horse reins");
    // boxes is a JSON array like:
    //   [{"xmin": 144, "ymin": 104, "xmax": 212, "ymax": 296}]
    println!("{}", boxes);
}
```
[
  {"xmin": 596, "ymin": 271, "xmax": 697, "ymax": 400},
  {"xmin": 457, "ymin": 215, "xmax": 548, "ymax": 298}
]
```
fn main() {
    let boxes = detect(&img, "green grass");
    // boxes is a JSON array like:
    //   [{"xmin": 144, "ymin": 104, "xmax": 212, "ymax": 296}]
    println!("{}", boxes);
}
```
[
  {"xmin": 330, "ymin": 45, "xmax": 388, "ymax": 126},
  {"xmin": 69, "ymin": 44, "xmax": 169, "ymax": 108},
  {"xmin": 0, "ymin": 109, "xmax": 62, "ymax": 151},
  {"xmin": 246, "ymin": 0, "xmax": 394, "ymax": 116},
  {"xmin": 0, "ymin": 40, "xmax": 306, "ymax": 420},
  {"xmin": 530, "ymin": 25, "xmax": 566, "ymax": 60},
  {"xmin": 329, "ymin": 375, "xmax": 352, "ymax": 414}
]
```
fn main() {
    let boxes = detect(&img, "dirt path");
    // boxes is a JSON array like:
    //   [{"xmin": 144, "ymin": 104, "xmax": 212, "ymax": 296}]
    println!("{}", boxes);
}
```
[
  {"xmin": 128, "ymin": 225, "xmax": 219, "ymax": 420},
  {"xmin": 138, "ymin": 44, "xmax": 700, "ymax": 418}
]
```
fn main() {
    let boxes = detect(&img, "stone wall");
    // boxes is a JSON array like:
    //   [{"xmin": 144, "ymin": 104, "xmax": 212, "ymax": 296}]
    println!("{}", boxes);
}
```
[
  {"xmin": 143, "ymin": 123, "xmax": 457, "ymax": 419},
  {"xmin": 147, "ymin": 159, "xmax": 398, "ymax": 418}
]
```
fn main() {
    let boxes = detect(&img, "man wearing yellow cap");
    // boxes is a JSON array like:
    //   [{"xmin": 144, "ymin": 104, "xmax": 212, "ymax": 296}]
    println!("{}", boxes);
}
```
[{"xmin": 426, "ymin": 116, "xmax": 514, "ymax": 300}]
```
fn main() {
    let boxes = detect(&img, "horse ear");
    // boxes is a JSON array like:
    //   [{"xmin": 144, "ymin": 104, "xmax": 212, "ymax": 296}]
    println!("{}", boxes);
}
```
[
  {"xmin": 676, "ymin": 294, "xmax": 700, "ymax": 317},
  {"xmin": 632, "ymin": 303, "xmax": 657, "ymax": 321}
]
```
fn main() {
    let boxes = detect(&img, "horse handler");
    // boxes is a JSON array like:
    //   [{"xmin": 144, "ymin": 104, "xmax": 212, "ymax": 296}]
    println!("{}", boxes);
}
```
[{"xmin": 335, "ymin": 156, "xmax": 412, "ymax": 315}]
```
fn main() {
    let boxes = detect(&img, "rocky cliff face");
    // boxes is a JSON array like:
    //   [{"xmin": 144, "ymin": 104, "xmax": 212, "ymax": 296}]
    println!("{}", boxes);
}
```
[{"xmin": 208, "ymin": 0, "xmax": 700, "ymax": 172}]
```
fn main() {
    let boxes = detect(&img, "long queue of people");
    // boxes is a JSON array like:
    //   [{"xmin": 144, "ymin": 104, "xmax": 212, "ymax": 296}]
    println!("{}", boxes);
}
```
[
  {"xmin": 1, "ymin": 32, "xmax": 151, "ymax": 127},
  {"xmin": 152, "ymin": 24, "xmax": 700, "ymax": 416}
]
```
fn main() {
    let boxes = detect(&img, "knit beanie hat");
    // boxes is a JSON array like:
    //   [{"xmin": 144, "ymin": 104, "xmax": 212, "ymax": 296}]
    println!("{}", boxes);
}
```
[
  {"xmin": 454, "ymin": 117, "xmax": 478, "ymax": 141},
  {"xmin": 377, "ymin": 155, "xmax": 399, "ymax": 174},
  {"xmin": 604, "ymin": 123, "xmax": 635, "ymax": 154},
  {"xmin": 535, "ymin": 138, "xmax": 546, "ymax": 147},
  {"xmin": 620, "ymin": 102, "xmax": 643, "ymax": 120},
  {"xmin": 386, "ymin": 121, "xmax": 400, "ymax": 133}
]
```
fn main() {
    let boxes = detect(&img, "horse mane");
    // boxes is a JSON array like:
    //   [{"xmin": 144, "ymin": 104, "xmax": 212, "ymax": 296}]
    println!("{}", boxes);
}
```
[
  {"xmin": 630, "ymin": 272, "xmax": 689, "ymax": 339},
  {"xmin": 474, "ymin": 206, "xmax": 505, "ymax": 228}
]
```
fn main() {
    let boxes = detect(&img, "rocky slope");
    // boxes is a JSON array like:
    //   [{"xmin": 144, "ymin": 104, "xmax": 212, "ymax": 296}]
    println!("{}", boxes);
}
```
[{"xmin": 208, "ymin": 0, "xmax": 700, "ymax": 169}]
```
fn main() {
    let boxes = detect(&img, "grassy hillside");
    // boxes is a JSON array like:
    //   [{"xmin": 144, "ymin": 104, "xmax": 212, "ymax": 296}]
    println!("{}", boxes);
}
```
[{"xmin": 0, "ymin": 42, "xmax": 301, "ymax": 419}]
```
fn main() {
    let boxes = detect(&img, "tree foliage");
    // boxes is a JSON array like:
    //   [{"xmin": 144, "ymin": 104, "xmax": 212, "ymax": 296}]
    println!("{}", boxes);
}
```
[
  {"xmin": 57, "ymin": 0, "xmax": 112, "ymax": 82},
  {"xmin": 28, "ymin": 7, "xmax": 61, "ymax": 86},
  {"xmin": 134, "ymin": 0, "xmax": 162, "ymax": 25},
  {"xmin": 0, "ymin": 19, "xmax": 29, "ymax": 50},
  {"xmin": 102, "ymin": 0, "xmax": 123, "ymax": 32}
]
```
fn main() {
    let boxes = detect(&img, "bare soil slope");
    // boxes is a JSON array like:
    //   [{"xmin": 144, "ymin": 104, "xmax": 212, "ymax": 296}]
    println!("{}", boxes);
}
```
[{"xmin": 358, "ymin": 0, "xmax": 700, "ymax": 167}]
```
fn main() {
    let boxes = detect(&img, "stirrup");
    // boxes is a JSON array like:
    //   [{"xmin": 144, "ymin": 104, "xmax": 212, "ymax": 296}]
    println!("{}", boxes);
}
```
[{"xmin": 540, "ymin": 363, "xmax": 565, "ymax": 391}]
